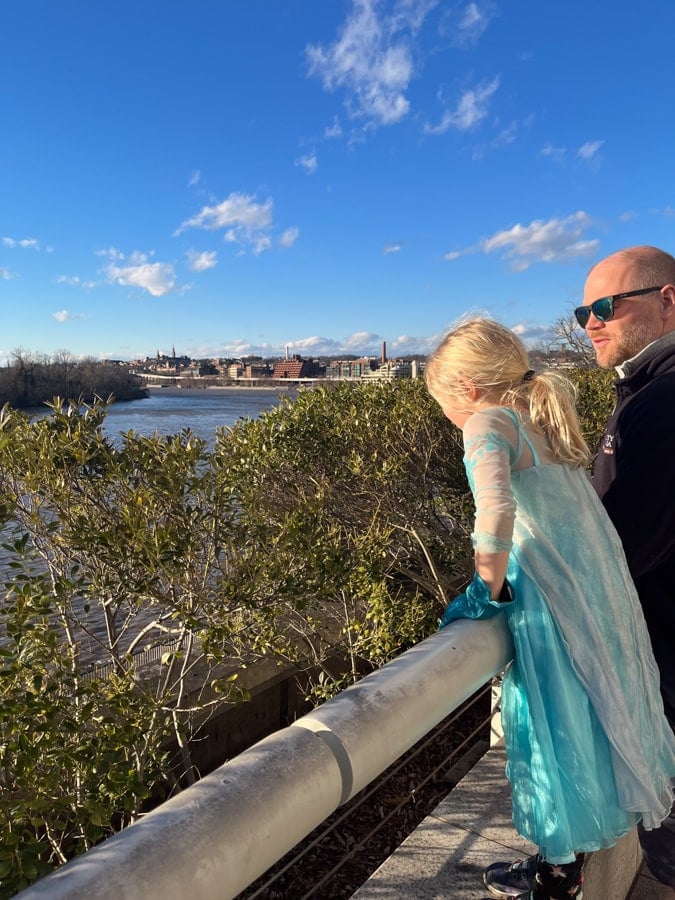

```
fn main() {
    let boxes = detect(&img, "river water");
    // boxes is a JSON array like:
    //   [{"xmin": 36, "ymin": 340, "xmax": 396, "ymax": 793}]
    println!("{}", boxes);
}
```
[{"xmin": 40, "ymin": 385, "xmax": 297, "ymax": 445}]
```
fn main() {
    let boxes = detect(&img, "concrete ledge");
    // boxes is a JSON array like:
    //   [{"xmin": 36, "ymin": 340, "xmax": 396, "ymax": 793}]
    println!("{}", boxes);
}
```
[
  {"xmin": 353, "ymin": 744, "xmax": 643, "ymax": 900},
  {"xmin": 15, "ymin": 618, "xmax": 514, "ymax": 900}
]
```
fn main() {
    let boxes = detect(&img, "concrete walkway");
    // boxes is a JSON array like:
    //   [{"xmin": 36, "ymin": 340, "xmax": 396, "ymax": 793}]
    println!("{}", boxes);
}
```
[
  {"xmin": 631, "ymin": 870, "xmax": 675, "ymax": 900},
  {"xmin": 352, "ymin": 744, "xmax": 671, "ymax": 900}
]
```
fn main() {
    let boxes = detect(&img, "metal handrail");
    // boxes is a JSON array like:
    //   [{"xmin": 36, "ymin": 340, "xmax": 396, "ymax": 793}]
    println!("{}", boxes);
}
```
[{"xmin": 17, "ymin": 615, "xmax": 513, "ymax": 900}]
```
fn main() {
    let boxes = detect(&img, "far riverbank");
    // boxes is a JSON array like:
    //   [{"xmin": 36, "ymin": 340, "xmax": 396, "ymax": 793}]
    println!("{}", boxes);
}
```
[{"xmin": 144, "ymin": 383, "xmax": 300, "ymax": 395}]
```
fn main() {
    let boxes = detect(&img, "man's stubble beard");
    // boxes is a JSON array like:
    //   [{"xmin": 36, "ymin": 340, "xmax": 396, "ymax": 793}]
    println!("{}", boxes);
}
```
[{"xmin": 596, "ymin": 318, "xmax": 661, "ymax": 369}]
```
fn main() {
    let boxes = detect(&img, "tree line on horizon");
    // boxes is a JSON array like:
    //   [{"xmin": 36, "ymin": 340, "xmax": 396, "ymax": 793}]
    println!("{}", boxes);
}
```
[{"xmin": 0, "ymin": 351, "xmax": 147, "ymax": 409}]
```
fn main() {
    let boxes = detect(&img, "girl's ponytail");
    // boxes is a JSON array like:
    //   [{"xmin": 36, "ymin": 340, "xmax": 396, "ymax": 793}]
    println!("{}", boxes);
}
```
[{"xmin": 521, "ymin": 372, "xmax": 590, "ymax": 467}]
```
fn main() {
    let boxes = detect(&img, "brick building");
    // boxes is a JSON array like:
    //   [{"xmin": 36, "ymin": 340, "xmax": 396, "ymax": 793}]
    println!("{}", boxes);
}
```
[{"xmin": 272, "ymin": 355, "xmax": 324, "ymax": 379}]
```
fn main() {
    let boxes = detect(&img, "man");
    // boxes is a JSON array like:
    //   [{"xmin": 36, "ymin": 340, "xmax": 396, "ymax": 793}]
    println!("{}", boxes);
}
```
[
  {"xmin": 583, "ymin": 246, "xmax": 675, "ymax": 730},
  {"xmin": 485, "ymin": 245, "xmax": 675, "ymax": 898}
]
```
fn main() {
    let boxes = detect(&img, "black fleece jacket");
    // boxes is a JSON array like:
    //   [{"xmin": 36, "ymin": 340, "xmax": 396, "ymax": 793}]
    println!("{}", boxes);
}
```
[{"xmin": 593, "ymin": 332, "xmax": 675, "ymax": 724}]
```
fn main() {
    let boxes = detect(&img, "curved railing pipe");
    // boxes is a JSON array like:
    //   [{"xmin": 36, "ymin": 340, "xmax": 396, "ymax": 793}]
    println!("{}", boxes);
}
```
[{"xmin": 17, "ymin": 615, "xmax": 513, "ymax": 900}]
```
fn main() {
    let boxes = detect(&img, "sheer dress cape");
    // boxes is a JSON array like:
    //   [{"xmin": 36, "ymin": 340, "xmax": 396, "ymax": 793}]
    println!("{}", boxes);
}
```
[{"xmin": 440, "ymin": 406, "xmax": 675, "ymax": 864}]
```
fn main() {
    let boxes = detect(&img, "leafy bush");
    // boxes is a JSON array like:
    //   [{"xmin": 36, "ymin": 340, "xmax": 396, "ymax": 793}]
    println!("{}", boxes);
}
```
[
  {"xmin": 0, "ymin": 400, "xmax": 247, "ymax": 895},
  {"xmin": 568, "ymin": 367, "xmax": 615, "ymax": 456},
  {"xmin": 211, "ymin": 380, "xmax": 473, "ymax": 686}
]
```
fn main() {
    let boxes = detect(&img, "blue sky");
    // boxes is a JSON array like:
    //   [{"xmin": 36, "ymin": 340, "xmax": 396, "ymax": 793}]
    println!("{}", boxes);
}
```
[{"xmin": 3, "ymin": 0, "xmax": 675, "ymax": 363}]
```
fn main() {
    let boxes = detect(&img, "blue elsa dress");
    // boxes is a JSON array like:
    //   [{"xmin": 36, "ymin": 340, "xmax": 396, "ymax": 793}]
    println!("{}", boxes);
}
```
[{"xmin": 440, "ymin": 406, "xmax": 675, "ymax": 864}]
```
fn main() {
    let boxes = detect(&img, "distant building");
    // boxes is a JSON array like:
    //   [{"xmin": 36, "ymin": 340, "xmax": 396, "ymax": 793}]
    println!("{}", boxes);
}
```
[
  {"xmin": 243, "ymin": 362, "xmax": 273, "ymax": 378},
  {"xmin": 362, "ymin": 360, "xmax": 413, "ymax": 380},
  {"xmin": 136, "ymin": 353, "xmax": 193, "ymax": 374},
  {"xmin": 325, "ymin": 358, "xmax": 378, "ymax": 379},
  {"xmin": 272, "ymin": 355, "xmax": 324, "ymax": 379}
]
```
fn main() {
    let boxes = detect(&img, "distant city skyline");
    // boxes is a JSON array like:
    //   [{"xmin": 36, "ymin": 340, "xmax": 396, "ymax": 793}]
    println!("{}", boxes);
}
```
[
  {"xmin": 3, "ymin": 1, "xmax": 675, "ymax": 364},
  {"xmin": 131, "ymin": 337, "xmax": 406, "ymax": 364}
]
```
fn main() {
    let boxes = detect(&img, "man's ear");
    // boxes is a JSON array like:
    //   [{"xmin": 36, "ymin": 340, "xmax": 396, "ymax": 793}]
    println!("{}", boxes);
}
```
[{"xmin": 661, "ymin": 284, "xmax": 675, "ymax": 322}]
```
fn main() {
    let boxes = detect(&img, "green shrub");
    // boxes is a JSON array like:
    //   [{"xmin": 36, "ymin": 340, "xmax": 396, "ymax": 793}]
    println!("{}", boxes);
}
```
[{"xmin": 568, "ymin": 367, "xmax": 615, "ymax": 456}]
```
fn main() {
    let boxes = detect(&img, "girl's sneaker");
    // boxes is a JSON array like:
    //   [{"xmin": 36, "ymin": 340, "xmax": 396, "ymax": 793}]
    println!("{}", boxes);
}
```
[
  {"xmin": 484, "ymin": 855, "xmax": 539, "ymax": 897},
  {"xmin": 484, "ymin": 853, "xmax": 584, "ymax": 899}
]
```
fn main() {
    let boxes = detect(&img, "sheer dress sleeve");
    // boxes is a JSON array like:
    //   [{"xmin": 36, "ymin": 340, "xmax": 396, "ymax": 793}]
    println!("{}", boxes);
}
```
[{"xmin": 462, "ymin": 409, "xmax": 517, "ymax": 554}]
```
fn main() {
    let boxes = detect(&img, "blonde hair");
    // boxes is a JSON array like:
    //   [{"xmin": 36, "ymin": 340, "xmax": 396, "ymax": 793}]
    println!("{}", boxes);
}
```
[{"xmin": 425, "ymin": 317, "xmax": 591, "ymax": 467}]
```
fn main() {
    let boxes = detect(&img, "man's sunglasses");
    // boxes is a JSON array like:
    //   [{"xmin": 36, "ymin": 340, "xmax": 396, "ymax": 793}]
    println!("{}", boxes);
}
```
[{"xmin": 574, "ymin": 286, "xmax": 664, "ymax": 329}]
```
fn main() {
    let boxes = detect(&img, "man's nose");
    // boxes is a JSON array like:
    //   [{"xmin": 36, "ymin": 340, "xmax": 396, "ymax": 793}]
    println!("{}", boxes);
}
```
[{"xmin": 585, "ymin": 310, "xmax": 604, "ymax": 329}]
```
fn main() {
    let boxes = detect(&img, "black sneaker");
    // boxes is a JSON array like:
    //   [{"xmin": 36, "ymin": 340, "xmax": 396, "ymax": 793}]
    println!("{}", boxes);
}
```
[{"xmin": 483, "ymin": 854, "xmax": 539, "ymax": 897}]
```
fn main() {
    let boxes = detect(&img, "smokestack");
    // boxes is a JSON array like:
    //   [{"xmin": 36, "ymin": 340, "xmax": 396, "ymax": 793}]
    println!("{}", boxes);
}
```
[{"xmin": 381, "ymin": 341, "xmax": 387, "ymax": 364}]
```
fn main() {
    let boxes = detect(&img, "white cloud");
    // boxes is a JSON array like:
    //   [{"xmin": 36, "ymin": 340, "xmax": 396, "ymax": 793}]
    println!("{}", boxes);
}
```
[
  {"xmin": 175, "ymin": 192, "xmax": 277, "ymax": 253},
  {"xmin": 187, "ymin": 249, "xmax": 218, "ymax": 272},
  {"xmin": 95, "ymin": 246, "xmax": 125, "ymax": 260},
  {"xmin": 188, "ymin": 170, "xmax": 201, "ymax": 187},
  {"xmin": 177, "ymin": 193, "xmax": 273, "ymax": 233},
  {"xmin": 0, "ymin": 267, "xmax": 16, "ymax": 280},
  {"xmin": 480, "ymin": 211, "xmax": 599, "ymax": 270},
  {"xmin": 459, "ymin": 3, "xmax": 490, "ymax": 40},
  {"xmin": 56, "ymin": 274, "xmax": 96, "ymax": 288},
  {"xmin": 388, "ymin": 332, "xmax": 439, "ymax": 354},
  {"xmin": 296, "ymin": 151, "xmax": 318, "ymax": 174},
  {"xmin": 389, "ymin": 0, "xmax": 438, "ymax": 32},
  {"xmin": 52, "ymin": 309, "xmax": 84, "ymax": 323},
  {"xmin": 53, "ymin": 310, "xmax": 69, "ymax": 323},
  {"xmin": 441, "ymin": 2, "xmax": 494, "ymax": 46},
  {"xmin": 219, "ymin": 337, "xmax": 278, "ymax": 357},
  {"xmin": 306, "ymin": 0, "xmax": 436, "ymax": 127},
  {"xmin": 279, "ymin": 227, "xmax": 299, "ymax": 248},
  {"xmin": 443, "ymin": 250, "xmax": 462, "ymax": 261},
  {"xmin": 540, "ymin": 143, "xmax": 566, "ymax": 163},
  {"xmin": 3, "ymin": 236, "xmax": 41, "ymax": 250},
  {"xmin": 511, "ymin": 321, "xmax": 556, "ymax": 345},
  {"xmin": 425, "ymin": 77, "xmax": 500, "ymax": 134},
  {"xmin": 102, "ymin": 251, "xmax": 177, "ymax": 297},
  {"xmin": 324, "ymin": 116, "xmax": 343, "ymax": 138},
  {"xmin": 219, "ymin": 329, "xmax": 439, "ymax": 359},
  {"xmin": 577, "ymin": 140, "xmax": 604, "ymax": 160},
  {"xmin": 493, "ymin": 120, "xmax": 517, "ymax": 146},
  {"xmin": 383, "ymin": 242, "xmax": 402, "ymax": 254},
  {"xmin": 289, "ymin": 335, "xmax": 338, "ymax": 353},
  {"xmin": 343, "ymin": 330, "xmax": 380, "ymax": 350},
  {"xmin": 253, "ymin": 236, "xmax": 272, "ymax": 256}
]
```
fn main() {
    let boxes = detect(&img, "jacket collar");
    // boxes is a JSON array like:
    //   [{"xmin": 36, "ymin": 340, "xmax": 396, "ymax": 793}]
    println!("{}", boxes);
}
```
[{"xmin": 615, "ymin": 331, "xmax": 675, "ymax": 380}]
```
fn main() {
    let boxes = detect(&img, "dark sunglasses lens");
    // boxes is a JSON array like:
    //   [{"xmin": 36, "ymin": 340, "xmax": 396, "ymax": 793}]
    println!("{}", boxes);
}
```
[
  {"xmin": 574, "ymin": 297, "xmax": 614, "ymax": 328},
  {"xmin": 574, "ymin": 306, "xmax": 591, "ymax": 328},
  {"xmin": 592, "ymin": 297, "xmax": 614, "ymax": 321}
]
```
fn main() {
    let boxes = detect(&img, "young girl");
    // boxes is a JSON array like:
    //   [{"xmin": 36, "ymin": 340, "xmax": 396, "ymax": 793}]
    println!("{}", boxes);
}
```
[{"xmin": 425, "ymin": 318, "xmax": 675, "ymax": 900}]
